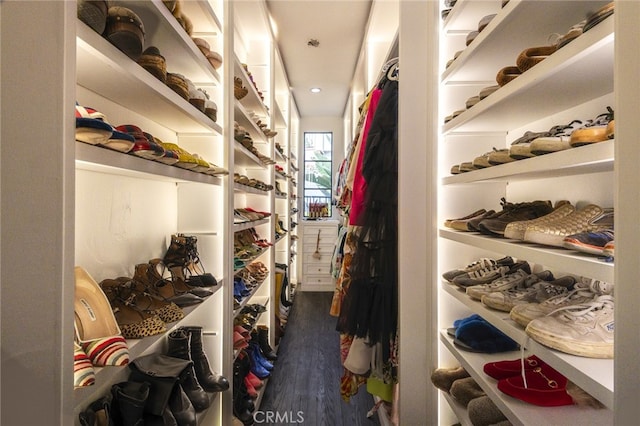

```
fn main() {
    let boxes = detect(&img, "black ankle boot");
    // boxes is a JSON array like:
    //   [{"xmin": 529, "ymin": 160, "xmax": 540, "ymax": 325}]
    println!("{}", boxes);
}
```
[
  {"xmin": 181, "ymin": 326, "xmax": 230, "ymax": 392},
  {"xmin": 111, "ymin": 381, "xmax": 149, "ymax": 426},
  {"xmin": 166, "ymin": 329, "xmax": 211, "ymax": 412},
  {"xmin": 256, "ymin": 326, "xmax": 278, "ymax": 361}
]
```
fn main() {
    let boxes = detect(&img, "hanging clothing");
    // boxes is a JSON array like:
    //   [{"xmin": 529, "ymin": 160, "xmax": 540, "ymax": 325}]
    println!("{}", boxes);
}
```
[{"xmin": 337, "ymin": 79, "xmax": 398, "ymax": 364}]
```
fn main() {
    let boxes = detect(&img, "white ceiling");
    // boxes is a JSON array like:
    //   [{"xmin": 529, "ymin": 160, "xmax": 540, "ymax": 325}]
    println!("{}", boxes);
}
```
[{"xmin": 265, "ymin": 0, "xmax": 373, "ymax": 118}]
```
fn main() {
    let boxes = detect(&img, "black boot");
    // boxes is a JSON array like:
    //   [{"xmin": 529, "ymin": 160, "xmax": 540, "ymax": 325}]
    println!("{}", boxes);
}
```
[
  {"xmin": 169, "ymin": 384, "xmax": 197, "ymax": 426},
  {"xmin": 79, "ymin": 394, "xmax": 114, "ymax": 426},
  {"xmin": 111, "ymin": 381, "xmax": 149, "ymax": 426},
  {"xmin": 166, "ymin": 329, "xmax": 211, "ymax": 412},
  {"xmin": 182, "ymin": 326, "xmax": 230, "ymax": 392},
  {"xmin": 256, "ymin": 326, "xmax": 278, "ymax": 361},
  {"xmin": 233, "ymin": 352, "xmax": 255, "ymax": 425}
]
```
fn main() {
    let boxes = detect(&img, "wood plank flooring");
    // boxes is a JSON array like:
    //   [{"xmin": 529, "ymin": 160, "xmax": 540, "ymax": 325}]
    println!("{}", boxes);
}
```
[{"xmin": 259, "ymin": 292, "xmax": 381, "ymax": 425}]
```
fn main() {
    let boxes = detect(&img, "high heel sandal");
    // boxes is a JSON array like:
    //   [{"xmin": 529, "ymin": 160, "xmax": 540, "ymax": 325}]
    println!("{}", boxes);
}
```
[
  {"xmin": 117, "ymin": 277, "xmax": 185, "ymax": 324},
  {"xmin": 99, "ymin": 278, "xmax": 167, "ymax": 339},
  {"xmin": 134, "ymin": 262, "xmax": 204, "ymax": 307},
  {"xmin": 74, "ymin": 267, "xmax": 130, "ymax": 366},
  {"xmin": 164, "ymin": 234, "xmax": 217, "ymax": 287},
  {"xmin": 149, "ymin": 258, "xmax": 213, "ymax": 298}
]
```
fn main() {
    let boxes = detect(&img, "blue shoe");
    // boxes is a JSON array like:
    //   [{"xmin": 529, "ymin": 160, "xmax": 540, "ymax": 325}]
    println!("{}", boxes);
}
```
[
  {"xmin": 248, "ymin": 348, "xmax": 270, "ymax": 379},
  {"xmin": 249, "ymin": 343, "xmax": 273, "ymax": 371},
  {"xmin": 563, "ymin": 229, "xmax": 614, "ymax": 256}
]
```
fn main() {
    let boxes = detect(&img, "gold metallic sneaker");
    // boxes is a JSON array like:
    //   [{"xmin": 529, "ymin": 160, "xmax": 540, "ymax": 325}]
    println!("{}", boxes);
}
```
[
  {"xmin": 504, "ymin": 201, "xmax": 574, "ymax": 240},
  {"xmin": 523, "ymin": 204, "xmax": 613, "ymax": 247}
]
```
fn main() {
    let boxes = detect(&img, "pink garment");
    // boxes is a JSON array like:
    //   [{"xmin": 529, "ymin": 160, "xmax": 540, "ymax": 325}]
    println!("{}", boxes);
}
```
[{"xmin": 349, "ymin": 88, "xmax": 382, "ymax": 225}]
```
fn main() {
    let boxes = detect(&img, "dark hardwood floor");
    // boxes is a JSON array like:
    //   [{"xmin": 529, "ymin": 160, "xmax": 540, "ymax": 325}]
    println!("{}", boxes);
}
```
[{"xmin": 259, "ymin": 292, "xmax": 381, "ymax": 426}]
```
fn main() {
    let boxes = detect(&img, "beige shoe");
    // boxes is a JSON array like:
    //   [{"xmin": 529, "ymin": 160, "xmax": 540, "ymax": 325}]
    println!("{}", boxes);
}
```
[
  {"xmin": 503, "ymin": 201, "xmax": 574, "ymax": 240},
  {"xmin": 523, "ymin": 204, "xmax": 613, "ymax": 247},
  {"xmin": 525, "ymin": 294, "xmax": 614, "ymax": 358},
  {"xmin": 529, "ymin": 120, "xmax": 583, "ymax": 155},
  {"xmin": 472, "ymin": 151, "xmax": 493, "ymax": 168},
  {"xmin": 487, "ymin": 148, "xmax": 516, "ymax": 165}
]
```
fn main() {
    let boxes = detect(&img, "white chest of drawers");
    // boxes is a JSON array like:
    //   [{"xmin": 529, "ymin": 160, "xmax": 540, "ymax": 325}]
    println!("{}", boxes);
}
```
[{"xmin": 300, "ymin": 220, "xmax": 339, "ymax": 291}]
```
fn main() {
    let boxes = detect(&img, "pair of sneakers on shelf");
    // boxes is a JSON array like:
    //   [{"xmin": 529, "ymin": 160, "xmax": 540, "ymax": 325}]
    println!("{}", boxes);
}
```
[
  {"xmin": 443, "ymin": 256, "xmax": 614, "ymax": 358},
  {"xmin": 520, "ymin": 278, "xmax": 614, "ymax": 359},
  {"xmin": 447, "ymin": 259, "xmax": 576, "ymax": 312},
  {"xmin": 502, "ymin": 201, "xmax": 614, "ymax": 252},
  {"xmin": 508, "ymin": 107, "xmax": 614, "ymax": 160},
  {"xmin": 445, "ymin": 197, "xmax": 555, "ymax": 235},
  {"xmin": 445, "ymin": 199, "xmax": 614, "ymax": 254}
]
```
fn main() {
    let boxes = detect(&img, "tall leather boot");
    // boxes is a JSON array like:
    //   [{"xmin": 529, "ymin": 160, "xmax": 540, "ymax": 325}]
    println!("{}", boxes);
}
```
[
  {"xmin": 233, "ymin": 352, "xmax": 255, "ymax": 425},
  {"xmin": 256, "ymin": 325, "xmax": 277, "ymax": 361},
  {"xmin": 166, "ymin": 329, "xmax": 211, "ymax": 412},
  {"xmin": 111, "ymin": 381, "xmax": 149, "ymax": 426},
  {"xmin": 182, "ymin": 325, "xmax": 230, "ymax": 392},
  {"xmin": 169, "ymin": 384, "xmax": 197, "ymax": 426}
]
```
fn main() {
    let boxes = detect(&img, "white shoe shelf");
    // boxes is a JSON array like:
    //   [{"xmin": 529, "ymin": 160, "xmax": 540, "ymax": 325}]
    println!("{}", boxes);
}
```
[{"xmin": 437, "ymin": 0, "xmax": 617, "ymax": 424}]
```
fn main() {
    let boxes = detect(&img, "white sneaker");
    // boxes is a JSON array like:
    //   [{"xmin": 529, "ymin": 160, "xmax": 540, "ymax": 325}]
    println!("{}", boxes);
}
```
[
  {"xmin": 525, "ymin": 294, "xmax": 614, "ymax": 358},
  {"xmin": 481, "ymin": 275, "xmax": 574, "ymax": 312},
  {"xmin": 510, "ymin": 277, "xmax": 612, "ymax": 327}
]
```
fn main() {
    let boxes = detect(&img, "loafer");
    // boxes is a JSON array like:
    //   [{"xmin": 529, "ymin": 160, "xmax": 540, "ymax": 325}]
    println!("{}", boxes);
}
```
[{"xmin": 497, "ymin": 364, "xmax": 573, "ymax": 406}]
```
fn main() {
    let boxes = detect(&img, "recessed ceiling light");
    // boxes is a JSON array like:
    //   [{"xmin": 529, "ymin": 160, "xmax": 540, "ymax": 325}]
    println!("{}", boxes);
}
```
[{"xmin": 310, "ymin": 87, "xmax": 321, "ymax": 93}]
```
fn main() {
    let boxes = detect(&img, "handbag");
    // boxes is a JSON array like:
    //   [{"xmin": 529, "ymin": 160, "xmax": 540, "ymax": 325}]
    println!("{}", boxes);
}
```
[{"xmin": 128, "ymin": 354, "xmax": 192, "ymax": 416}]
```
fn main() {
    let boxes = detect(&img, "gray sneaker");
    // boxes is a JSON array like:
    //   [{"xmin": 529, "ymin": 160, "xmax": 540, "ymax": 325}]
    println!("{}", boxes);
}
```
[
  {"xmin": 451, "ymin": 263, "xmax": 514, "ymax": 289},
  {"xmin": 525, "ymin": 294, "xmax": 614, "ymax": 358},
  {"xmin": 464, "ymin": 262, "xmax": 533, "ymax": 299},
  {"xmin": 442, "ymin": 256, "xmax": 513, "ymax": 282},
  {"xmin": 481, "ymin": 275, "xmax": 575, "ymax": 312},
  {"xmin": 510, "ymin": 277, "xmax": 612, "ymax": 327}
]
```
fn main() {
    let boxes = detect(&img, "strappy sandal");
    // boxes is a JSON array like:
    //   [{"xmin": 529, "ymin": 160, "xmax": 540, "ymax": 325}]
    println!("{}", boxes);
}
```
[
  {"xmin": 134, "ymin": 262, "xmax": 204, "ymax": 307},
  {"xmin": 117, "ymin": 277, "xmax": 185, "ymax": 324},
  {"xmin": 99, "ymin": 278, "xmax": 167, "ymax": 339}
]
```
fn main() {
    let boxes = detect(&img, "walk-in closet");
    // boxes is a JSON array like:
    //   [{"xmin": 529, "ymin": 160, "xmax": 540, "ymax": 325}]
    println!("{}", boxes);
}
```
[{"xmin": 1, "ymin": 1, "xmax": 639, "ymax": 425}]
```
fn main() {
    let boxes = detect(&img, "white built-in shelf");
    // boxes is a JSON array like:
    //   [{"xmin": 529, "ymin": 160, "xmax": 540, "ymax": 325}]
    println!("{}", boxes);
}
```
[
  {"xmin": 440, "ymin": 331, "xmax": 613, "ymax": 426},
  {"xmin": 120, "ymin": 0, "xmax": 222, "ymax": 85},
  {"xmin": 233, "ymin": 141, "xmax": 267, "ymax": 168},
  {"xmin": 441, "ymin": 0, "xmax": 502, "ymax": 34},
  {"xmin": 76, "ymin": 142, "xmax": 224, "ymax": 185},
  {"xmin": 181, "ymin": 0, "xmax": 223, "ymax": 41},
  {"xmin": 273, "ymin": 98, "xmax": 287, "ymax": 128},
  {"xmin": 234, "ymin": 101, "xmax": 269, "ymax": 144},
  {"xmin": 441, "ymin": 392, "xmax": 473, "ymax": 426},
  {"xmin": 439, "ymin": 228, "xmax": 614, "ymax": 283},
  {"xmin": 275, "ymin": 150, "xmax": 286, "ymax": 162},
  {"xmin": 443, "ymin": 140, "xmax": 614, "ymax": 184},
  {"xmin": 443, "ymin": 15, "xmax": 614, "ymax": 133},
  {"xmin": 234, "ymin": 58, "xmax": 270, "ymax": 117},
  {"xmin": 442, "ymin": 0, "xmax": 611, "ymax": 82},
  {"xmin": 233, "ymin": 182, "xmax": 271, "ymax": 195},
  {"xmin": 76, "ymin": 21, "xmax": 222, "ymax": 136},
  {"xmin": 234, "ymin": 218, "xmax": 270, "ymax": 231}
]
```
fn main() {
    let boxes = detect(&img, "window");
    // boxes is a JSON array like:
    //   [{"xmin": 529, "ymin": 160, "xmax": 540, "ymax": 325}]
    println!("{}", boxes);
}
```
[{"xmin": 303, "ymin": 132, "xmax": 333, "ymax": 218}]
